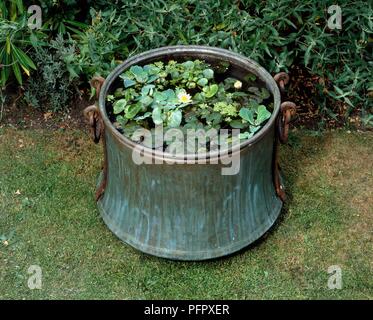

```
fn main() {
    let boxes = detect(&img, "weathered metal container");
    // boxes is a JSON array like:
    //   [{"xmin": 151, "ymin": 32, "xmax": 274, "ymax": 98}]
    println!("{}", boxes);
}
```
[{"xmin": 84, "ymin": 46, "xmax": 295, "ymax": 260}]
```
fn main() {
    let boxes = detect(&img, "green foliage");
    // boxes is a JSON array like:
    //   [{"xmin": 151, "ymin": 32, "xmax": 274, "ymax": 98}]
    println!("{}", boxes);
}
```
[
  {"xmin": 0, "ymin": 1, "xmax": 43, "ymax": 86},
  {"xmin": 108, "ymin": 59, "xmax": 272, "ymax": 150},
  {"xmin": 83, "ymin": 0, "xmax": 372, "ymax": 122},
  {"xmin": 70, "ymin": 8, "xmax": 129, "ymax": 80},
  {"xmin": 27, "ymin": 0, "xmax": 88, "ymax": 35},
  {"xmin": 2, "ymin": 0, "xmax": 372, "ymax": 122},
  {"xmin": 23, "ymin": 35, "xmax": 80, "ymax": 111}
]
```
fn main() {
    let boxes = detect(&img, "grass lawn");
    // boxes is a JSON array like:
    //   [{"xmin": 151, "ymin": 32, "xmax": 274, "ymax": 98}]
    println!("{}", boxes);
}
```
[{"xmin": 0, "ymin": 127, "xmax": 372, "ymax": 299}]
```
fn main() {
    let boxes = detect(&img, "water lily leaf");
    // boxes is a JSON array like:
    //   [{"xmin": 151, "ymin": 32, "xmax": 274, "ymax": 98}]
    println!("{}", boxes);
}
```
[
  {"xmin": 134, "ymin": 112, "xmax": 152, "ymax": 121},
  {"xmin": 123, "ymin": 78, "xmax": 136, "ymax": 88},
  {"xmin": 260, "ymin": 88, "xmax": 270, "ymax": 100},
  {"xmin": 147, "ymin": 74, "xmax": 159, "ymax": 83},
  {"xmin": 244, "ymin": 73, "xmax": 256, "ymax": 82},
  {"xmin": 171, "ymin": 71, "xmax": 180, "ymax": 79},
  {"xmin": 141, "ymin": 84, "xmax": 155, "ymax": 96},
  {"xmin": 224, "ymin": 77, "xmax": 238, "ymax": 89},
  {"xmin": 168, "ymin": 110, "xmax": 182, "ymax": 128},
  {"xmin": 204, "ymin": 112, "xmax": 222, "ymax": 126},
  {"xmin": 114, "ymin": 115, "xmax": 128, "ymax": 129},
  {"xmin": 182, "ymin": 61, "xmax": 194, "ymax": 69},
  {"xmin": 130, "ymin": 65, "xmax": 143, "ymax": 76},
  {"xmin": 154, "ymin": 91, "xmax": 167, "ymax": 103},
  {"xmin": 152, "ymin": 107, "xmax": 163, "ymax": 125},
  {"xmin": 166, "ymin": 104, "xmax": 177, "ymax": 110},
  {"xmin": 203, "ymin": 68, "xmax": 214, "ymax": 79},
  {"xmin": 143, "ymin": 64, "xmax": 160, "ymax": 75},
  {"xmin": 193, "ymin": 92, "xmax": 205, "ymax": 102},
  {"xmin": 255, "ymin": 105, "xmax": 271, "ymax": 125},
  {"xmin": 114, "ymin": 88, "xmax": 125, "ymax": 97},
  {"xmin": 248, "ymin": 86, "xmax": 260, "ymax": 95},
  {"xmin": 184, "ymin": 112, "xmax": 198, "ymax": 123},
  {"xmin": 140, "ymin": 95, "xmax": 153, "ymax": 107},
  {"xmin": 239, "ymin": 107, "xmax": 255, "ymax": 125},
  {"xmin": 113, "ymin": 99, "xmax": 127, "ymax": 114},
  {"xmin": 125, "ymin": 102, "xmax": 142, "ymax": 119},
  {"xmin": 124, "ymin": 88, "xmax": 136, "ymax": 101},
  {"xmin": 249, "ymin": 125, "xmax": 261, "ymax": 134},
  {"xmin": 197, "ymin": 78, "xmax": 208, "ymax": 86},
  {"xmin": 204, "ymin": 84, "xmax": 219, "ymax": 98},
  {"xmin": 164, "ymin": 89, "xmax": 176, "ymax": 101},
  {"xmin": 123, "ymin": 121, "xmax": 142, "ymax": 138},
  {"xmin": 230, "ymin": 119, "xmax": 248, "ymax": 129},
  {"xmin": 130, "ymin": 65, "xmax": 148, "ymax": 83},
  {"xmin": 239, "ymin": 131, "xmax": 254, "ymax": 140}
]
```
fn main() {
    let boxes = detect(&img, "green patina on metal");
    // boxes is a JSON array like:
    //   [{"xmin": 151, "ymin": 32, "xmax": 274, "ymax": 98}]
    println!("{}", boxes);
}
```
[{"xmin": 90, "ymin": 46, "xmax": 288, "ymax": 260}]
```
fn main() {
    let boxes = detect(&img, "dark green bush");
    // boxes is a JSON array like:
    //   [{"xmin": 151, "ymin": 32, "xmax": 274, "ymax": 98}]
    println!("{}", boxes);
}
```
[
  {"xmin": 2, "ymin": 0, "xmax": 373, "ymax": 124},
  {"xmin": 69, "ymin": 0, "xmax": 372, "ymax": 123},
  {"xmin": 23, "ymin": 35, "xmax": 80, "ymax": 111}
]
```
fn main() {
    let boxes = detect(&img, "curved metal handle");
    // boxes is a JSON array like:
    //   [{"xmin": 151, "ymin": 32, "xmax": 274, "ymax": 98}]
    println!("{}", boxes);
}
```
[
  {"xmin": 91, "ymin": 76, "xmax": 105, "ymax": 99},
  {"xmin": 273, "ymin": 72, "xmax": 289, "ymax": 93},
  {"xmin": 83, "ymin": 105, "xmax": 102, "ymax": 143},
  {"xmin": 272, "ymin": 72, "xmax": 297, "ymax": 202},
  {"xmin": 83, "ymin": 76, "xmax": 105, "ymax": 143},
  {"xmin": 84, "ymin": 76, "xmax": 107, "ymax": 201},
  {"xmin": 278, "ymin": 101, "xmax": 296, "ymax": 144}
]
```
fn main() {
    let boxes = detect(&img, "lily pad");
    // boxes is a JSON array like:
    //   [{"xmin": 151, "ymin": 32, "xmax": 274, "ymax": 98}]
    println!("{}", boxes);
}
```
[
  {"xmin": 197, "ymin": 78, "xmax": 209, "ymax": 86},
  {"xmin": 113, "ymin": 99, "xmax": 127, "ymax": 114},
  {"xmin": 168, "ymin": 110, "xmax": 182, "ymax": 128},
  {"xmin": 125, "ymin": 102, "xmax": 142, "ymax": 119},
  {"xmin": 203, "ymin": 68, "xmax": 214, "ymax": 79},
  {"xmin": 204, "ymin": 84, "xmax": 219, "ymax": 98},
  {"xmin": 255, "ymin": 105, "xmax": 271, "ymax": 125},
  {"xmin": 152, "ymin": 107, "xmax": 163, "ymax": 125},
  {"xmin": 239, "ymin": 107, "xmax": 255, "ymax": 125}
]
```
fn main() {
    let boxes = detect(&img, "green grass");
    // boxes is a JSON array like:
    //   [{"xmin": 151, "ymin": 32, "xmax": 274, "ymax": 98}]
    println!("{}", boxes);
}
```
[{"xmin": 0, "ymin": 128, "xmax": 372, "ymax": 299}]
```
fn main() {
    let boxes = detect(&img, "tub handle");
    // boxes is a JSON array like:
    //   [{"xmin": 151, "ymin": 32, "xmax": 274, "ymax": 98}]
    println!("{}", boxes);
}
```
[
  {"xmin": 83, "ymin": 105, "xmax": 102, "ymax": 143},
  {"xmin": 273, "ymin": 72, "xmax": 289, "ymax": 93},
  {"xmin": 278, "ymin": 101, "xmax": 296, "ymax": 144},
  {"xmin": 83, "ymin": 76, "xmax": 108, "ymax": 201},
  {"xmin": 83, "ymin": 76, "xmax": 105, "ymax": 143},
  {"xmin": 273, "ymin": 72, "xmax": 297, "ymax": 201}
]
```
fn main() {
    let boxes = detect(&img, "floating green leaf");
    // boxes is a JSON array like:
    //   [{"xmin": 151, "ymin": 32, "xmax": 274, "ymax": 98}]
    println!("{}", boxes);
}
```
[
  {"xmin": 113, "ymin": 99, "xmax": 127, "ymax": 114},
  {"xmin": 239, "ymin": 107, "xmax": 255, "ymax": 124},
  {"xmin": 239, "ymin": 131, "xmax": 254, "ymax": 140},
  {"xmin": 141, "ymin": 84, "xmax": 155, "ymax": 96},
  {"xmin": 123, "ymin": 78, "xmax": 136, "ymax": 88},
  {"xmin": 152, "ymin": 107, "xmax": 163, "ymax": 125},
  {"xmin": 197, "ymin": 78, "xmax": 208, "ymax": 86},
  {"xmin": 130, "ymin": 65, "xmax": 148, "ymax": 83},
  {"xmin": 230, "ymin": 119, "xmax": 247, "ymax": 129},
  {"xmin": 168, "ymin": 110, "xmax": 182, "ymax": 128},
  {"xmin": 203, "ymin": 68, "xmax": 214, "ymax": 79},
  {"xmin": 204, "ymin": 84, "xmax": 218, "ymax": 98},
  {"xmin": 140, "ymin": 95, "xmax": 153, "ymax": 107},
  {"xmin": 125, "ymin": 102, "xmax": 142, "ymax": 119},
  {"xmin": 255, "ymin": 105, "xmax": 271, "ymax": 125},
  {"xmin": 183, "ymin": 61, "xmax": 194, "ymax": 69},
  {"xmin": 135, "ymin": 112, "xmax": 152, "ymax": 121}
]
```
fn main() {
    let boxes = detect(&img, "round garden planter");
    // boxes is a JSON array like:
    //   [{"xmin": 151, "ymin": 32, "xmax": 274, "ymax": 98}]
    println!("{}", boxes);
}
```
[{"xmin": 84, "ymin": 45, "xmax": 296, "ymax": 260}]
